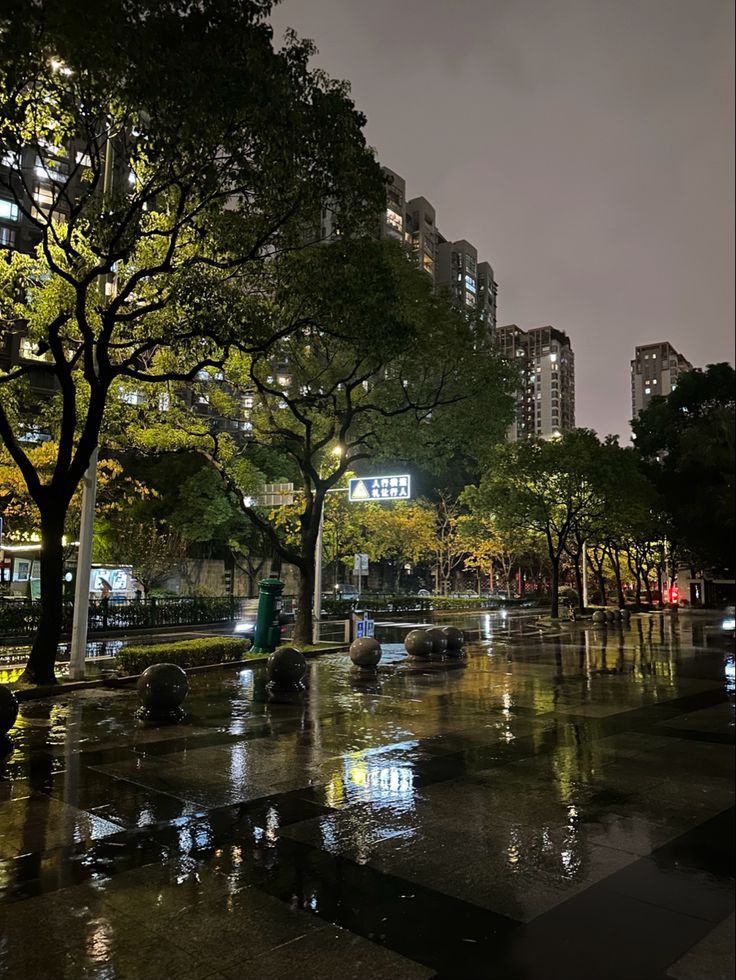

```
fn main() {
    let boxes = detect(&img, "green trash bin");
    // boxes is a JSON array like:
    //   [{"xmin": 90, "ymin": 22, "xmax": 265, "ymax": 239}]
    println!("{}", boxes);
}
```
[{"xmin": 251, "ymin": 578, "xmax": 285, "ymax": 653}]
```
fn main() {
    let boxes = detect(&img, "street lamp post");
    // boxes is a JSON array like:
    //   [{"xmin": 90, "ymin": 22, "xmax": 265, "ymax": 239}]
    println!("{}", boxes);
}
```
[{"xmin": 69, "ymin": 131, "xmax": 115, "ymax": 679}]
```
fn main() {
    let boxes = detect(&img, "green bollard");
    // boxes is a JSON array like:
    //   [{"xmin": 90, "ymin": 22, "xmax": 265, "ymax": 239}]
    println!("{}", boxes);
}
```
[{"xmin": 251, "ymin": 577, "xmax": 285, "ymax": 653}]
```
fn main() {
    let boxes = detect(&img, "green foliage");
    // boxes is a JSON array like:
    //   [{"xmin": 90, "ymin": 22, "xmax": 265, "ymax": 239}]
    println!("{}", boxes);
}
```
[
  {"xmin": 0, "ymin": 0, "xmax": 385, "ymax": 680},
  {"xmin": 116, "ymin": 636, "xmax": 253, "ymax": 675},
  {"xmin": 632, "ymin": 363, "xmax": 735, "ymax": 574}
]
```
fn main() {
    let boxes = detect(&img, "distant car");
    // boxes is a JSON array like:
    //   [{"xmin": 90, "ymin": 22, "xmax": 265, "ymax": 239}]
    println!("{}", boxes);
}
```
[
  {"xmin": 332, "ymin": 584, "xmax": 360, "ymax": 600},
  {"xmin": 417, "ymin": 589, "xmax": 431, "ymax": 597},
  {"xmin": 234, "ymin": 610, "xmax": 293, "ymax": 640}
]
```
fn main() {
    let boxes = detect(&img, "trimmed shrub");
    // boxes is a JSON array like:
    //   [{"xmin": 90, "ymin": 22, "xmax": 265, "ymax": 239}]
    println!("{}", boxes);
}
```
[{"xmin": 116, "ymin": 637, "xmax": 253, "ymax": 675}]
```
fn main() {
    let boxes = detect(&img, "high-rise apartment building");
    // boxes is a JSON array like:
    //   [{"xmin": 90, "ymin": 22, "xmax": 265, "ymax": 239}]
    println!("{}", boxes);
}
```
[
  {"xmin": 496, "ymin": 324, "xmax": 575, "ymax": 440},
  {"xmin": 630, "ymin": 342, "xmax": 692, "ymax": 421},
  {"xmin": 381, "ymin": 167, "xmax": 406, "ymax": 243},
  {"xmin": 405, "ymin": 196, "xmax": 437, "ymax": 285},
  {"xmin": 378, "ymin": 166, "xmax": 498, "ymax": 336}
]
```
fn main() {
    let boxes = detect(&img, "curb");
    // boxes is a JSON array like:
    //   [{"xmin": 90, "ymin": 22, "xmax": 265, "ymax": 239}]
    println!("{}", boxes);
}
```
[{"xmin": 10, "ymin": 644, "xmax": 349, "ymax": 702}]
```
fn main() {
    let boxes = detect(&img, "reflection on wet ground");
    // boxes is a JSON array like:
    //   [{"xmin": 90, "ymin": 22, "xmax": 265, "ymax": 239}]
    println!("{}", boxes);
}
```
[{"xmin": 0, "ymin": 611, "xmax": 734, "ymax": 979}]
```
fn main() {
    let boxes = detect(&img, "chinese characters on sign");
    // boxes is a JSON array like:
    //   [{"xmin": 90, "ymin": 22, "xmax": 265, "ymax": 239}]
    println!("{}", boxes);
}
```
[{"xmin": 348, "ymin": 475, "xmax": 411, "ymax": 502}]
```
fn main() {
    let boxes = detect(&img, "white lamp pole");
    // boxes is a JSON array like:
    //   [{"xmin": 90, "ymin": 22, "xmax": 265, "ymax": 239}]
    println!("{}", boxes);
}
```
[
  {"xmin": 69, "ymin": 131, "xmax": 115, "ymax": 679},
  {"xmin": 582, "ymin": 540, "xmax": 588, "ymax": 608},
  {"xmin": 69, "ymin": 447, "xmax": 99, "ymax": 677}
]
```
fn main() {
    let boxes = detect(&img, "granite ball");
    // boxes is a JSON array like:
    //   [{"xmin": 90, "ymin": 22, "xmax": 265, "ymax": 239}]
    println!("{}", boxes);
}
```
[
  {"xmin": 605, "ymin": 610, "xmax": 617, "ymax": 623},
  {"xmin": 592, "ymin": 610, "xmax": 607, "ymax": 625},
  {"xmin": 267, "ymin": 646, "xmax": 307, "ymax": 690},
  {"xmin": 425, "ymin": 628, "xmax": 448, "ymax": 655},
  {"xmin": 136, "ymin": 663, "xmax": 188, "ymax": 716},
  {"xmin": 441, "ymin": 626, "xmax": 465, "ymax": 651},
  {"xmin": 619, "ymin": 608, "xmax": 631, "ymax": 620},
  {"xmin": 404, "ymin": 629, "xmax": 433, "ymax": 658},
  {"xmin": 349, "ymin": 637, "xmax": 382, "ymax": 668},
  {"xmin": 0, "ymin": 685, "xmax": 19, "ymax": 736}
]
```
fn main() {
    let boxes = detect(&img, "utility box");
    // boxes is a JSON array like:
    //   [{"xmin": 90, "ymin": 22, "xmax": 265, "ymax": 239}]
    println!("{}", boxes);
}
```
[{"xmin": 251, "ymin": 577, "xmax": 285, "ymax": 653}]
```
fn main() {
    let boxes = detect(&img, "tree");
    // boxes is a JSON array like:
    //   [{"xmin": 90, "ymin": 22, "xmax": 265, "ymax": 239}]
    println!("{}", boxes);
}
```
[
  {"xmin": 632, "ymin": 363, "xmax": 735, "ymax": 576},
  {"xmin": 359, "ymin": 501, "xmax": 436, "ymax": 592},
  {"xmin": 0, "ymin": 0, "xmax": 383, "ymax": 682},
  {"xmin": 431, "ymin": 493, "xmax": 468, "ymax": 595},
  {"xmin": 457, "ymin": 508, "xmax": 540, "ymax": 595},
  {"xmin": 471, "ymin": 431, "xmax": 613, "ymax": 618},
  {"xmin": 171, "ymin": 239, "xmax": 514, "ymax": 643}
]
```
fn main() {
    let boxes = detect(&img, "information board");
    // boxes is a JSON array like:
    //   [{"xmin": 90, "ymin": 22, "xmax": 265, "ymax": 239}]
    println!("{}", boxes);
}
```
[{"xmin": 348, "ymin": 475, "xmax": 411, "ymax": 502}]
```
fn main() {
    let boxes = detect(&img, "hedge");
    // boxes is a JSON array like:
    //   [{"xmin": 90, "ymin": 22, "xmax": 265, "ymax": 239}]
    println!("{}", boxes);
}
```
[{"xmin": 116, "ymin": 636, "xmax": 253, "ymax": 675}]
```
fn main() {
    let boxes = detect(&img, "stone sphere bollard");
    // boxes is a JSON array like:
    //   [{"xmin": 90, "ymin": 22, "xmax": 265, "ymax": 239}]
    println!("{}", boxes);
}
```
[
  {"xmin": 592, "ymin": 610, "xmax": 607, "ymax": 625},
  {"xmin": 349, "ymin": 637, "xmax": 382, "ymax": 668},
  {"xmin": 404, "ymin": 629, "xmax": 433, "ymax": 658},
  {"xmin": 267, "ymin": 646, "xmax": 307, "ymax": 691},
  {"xmin": 425, "ymin": 628, "xmax": 448, "ymax": 655},
  {"xmin": 605, "ymin": 610, "xmax": 617, "ymax": 623},
  {"xmin": 619, "ymin": 608, "xmax": 631, "ymax": 620},
  {"xmin": 136, "ymin": 663, "xmax": 188, "ymax": 722},
  {"xmin": 441, "ymin": 626, "xmax": 465, "ymax": 657}
]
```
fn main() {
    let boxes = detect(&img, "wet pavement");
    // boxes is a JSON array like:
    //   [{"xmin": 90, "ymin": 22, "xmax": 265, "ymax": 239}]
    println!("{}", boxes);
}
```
[{"xmin": 0, "ymin": 610, "xmax": 734, "ymax": 979}]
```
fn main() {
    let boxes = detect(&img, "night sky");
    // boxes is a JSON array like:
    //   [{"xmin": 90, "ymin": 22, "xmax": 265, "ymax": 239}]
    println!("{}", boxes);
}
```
[{"xmin": 269, "ymin": 0, "xmax": 734, "ymax": 441}]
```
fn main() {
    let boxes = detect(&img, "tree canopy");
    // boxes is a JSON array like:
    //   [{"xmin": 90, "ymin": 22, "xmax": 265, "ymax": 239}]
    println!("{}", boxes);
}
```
[
  {"xmin": 0, "ymin": 0, "xmax": 384, "ymax": 681},
  {"xmin": 632, "ymin": 363, "xmax": 735, "ymax": 575}
]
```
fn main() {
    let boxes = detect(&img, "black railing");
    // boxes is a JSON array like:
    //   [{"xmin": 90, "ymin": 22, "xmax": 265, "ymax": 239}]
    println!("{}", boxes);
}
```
[{"xmin": 0, "ymin": 595, "xmax": 245, "ymax": 641}]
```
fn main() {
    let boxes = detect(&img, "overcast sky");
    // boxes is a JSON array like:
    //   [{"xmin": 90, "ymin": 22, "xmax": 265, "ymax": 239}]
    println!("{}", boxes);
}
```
[{"xmin": 270, "ymin": 0, "xmax": 734, "ymax": 441}]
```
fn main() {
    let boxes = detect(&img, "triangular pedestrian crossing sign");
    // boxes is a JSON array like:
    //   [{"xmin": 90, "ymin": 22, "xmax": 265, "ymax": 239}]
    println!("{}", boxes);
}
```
[{"xmin": 351, "ymin": 479, "xmax": 370, "ymax": 500}]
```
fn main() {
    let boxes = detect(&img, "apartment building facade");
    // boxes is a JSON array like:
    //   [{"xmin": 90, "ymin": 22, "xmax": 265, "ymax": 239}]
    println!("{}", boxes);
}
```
[
  {"xmin": 630, "ymin": 342, "xmax": 692, "ymax": 421},
  {"xmin": 379, "ymin": 166, "xmax": 498, "ymax": 338},
  {"xmin": 496, "ymin": 324, "xmax": 575, "ymax": 440}
]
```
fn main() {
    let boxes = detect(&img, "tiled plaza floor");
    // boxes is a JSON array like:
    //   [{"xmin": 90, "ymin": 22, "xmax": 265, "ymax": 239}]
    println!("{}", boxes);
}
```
[{"xmin": 0, "ymin": 611, "xmax": 734, "ymax": 979}]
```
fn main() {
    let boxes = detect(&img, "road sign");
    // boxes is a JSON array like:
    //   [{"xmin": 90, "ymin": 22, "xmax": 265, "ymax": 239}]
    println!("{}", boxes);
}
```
[
  {"xmin": 356, "ymin": 618, "xmax": 375, "ymax": 638},
  {"xmin": 257, "ymin": 483, "xmax": 294, "ymax": 507},
  {"xmin": 353, "ymin": 553, "xmax": 369, "ymax": 574},
  {"xmin": 348, "ymin": 475, "xmax": 410, "ymax": 502}
]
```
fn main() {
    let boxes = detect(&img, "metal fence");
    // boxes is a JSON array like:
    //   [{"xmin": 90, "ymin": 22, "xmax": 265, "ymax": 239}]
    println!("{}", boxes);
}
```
[{"xmin": 0, "ymin": 595, "xmax": 246, "ymax": 641}]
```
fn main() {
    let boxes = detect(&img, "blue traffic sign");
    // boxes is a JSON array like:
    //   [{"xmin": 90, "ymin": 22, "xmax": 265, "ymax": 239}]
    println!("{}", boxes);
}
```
[{"xmin": 348, "ymin": 475, "xmax": 411, "ymax": 502}]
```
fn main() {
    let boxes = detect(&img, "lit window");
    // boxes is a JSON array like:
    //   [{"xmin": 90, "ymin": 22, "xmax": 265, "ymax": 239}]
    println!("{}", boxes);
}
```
[
  {"xmin": 2, "ymin": 150, "xmax": 20, "ymax": 169},
  {"xmin": 385, "ymin": 208, "xmax": 403, "ymax": 232},
  {"xmin": 652, "ymin": 353, "xmax": 657, "ymax": 359},
  {"xmin": 550, "ymin": 352, "xmax": 557, "ymax": 363},
  {"xmin": 76, "ymin": 151, "xmax": 91, "ymax": 167},
  {"xmin": 30, "ymin": 184, "xmax": 55, "ymax": 220},
  {"xmin": 645, "ymin": 386, "xmax": 651, "ymax": 395},
  {"xmin": 0, "ymin": 199, "xmax": 19, "ymax": 222},
  {"xmin": 0, "ymin": 226, "xmax": 15, "ymax": 247}
]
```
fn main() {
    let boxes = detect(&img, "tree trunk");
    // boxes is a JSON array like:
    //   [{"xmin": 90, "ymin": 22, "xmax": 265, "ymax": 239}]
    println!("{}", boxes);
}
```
[
  {"xmin": 293, "ymin": 505, "xmax": 321, "ymax": 646},
  {"xmin": 550, "ymin": 557, "xmax": 560, "ymax": 619},
  {"xmin": 21, "ymin": 507, "xmax": 66, "ymax": 685},
  {"xmin": 609, "ymin": 548, "xmax": 625, "ymax": 608},
  {"xmin": 573, "ymin": 553, "xmax": 584, "ymax": 610},
  {"xmin": 597, "ymin": 569, "xmax": 607, "ymax": 604},
  {"xmin": 293, "ymin": 563, "xmax": 314, "ymax": 647}
]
